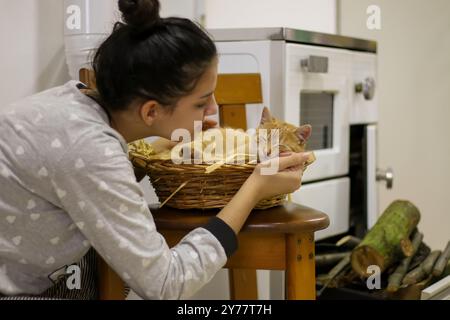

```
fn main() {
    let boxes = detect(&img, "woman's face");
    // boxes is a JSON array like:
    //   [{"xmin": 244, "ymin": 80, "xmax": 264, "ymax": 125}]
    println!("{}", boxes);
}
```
[{"xmin": 154, "ymin": 58, "xmax": 219, "ymax": 140}]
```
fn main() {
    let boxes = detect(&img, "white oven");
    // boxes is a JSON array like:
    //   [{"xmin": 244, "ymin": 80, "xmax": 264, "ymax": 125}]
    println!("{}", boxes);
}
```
[
  {"xmin": 208, "ymin": 27, "xmax": 390, "ymax": 300},
  {"xmin": 211, "ymin": 28, "xmax": 366, "ymax": 240},
  {"xmin": 283, "ymin": 44, "xmax": 351, "ymax": 183}
]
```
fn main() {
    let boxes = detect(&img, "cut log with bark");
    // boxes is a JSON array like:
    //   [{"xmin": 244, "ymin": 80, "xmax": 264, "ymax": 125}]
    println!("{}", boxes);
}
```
[
  {"xmin": 351, "ymin": 200, "xmax": 421, "ymax": 277},
  {"xmin": 403, "ymin": 250, "xmax": 442, "ymax": 285},
  {"xmin": 432, "ymin": 241, "xmax": 450, "ymax": 277},
  {"xmin": 387, "ymin": 231, "xmax": 423, "ymax": 292}
]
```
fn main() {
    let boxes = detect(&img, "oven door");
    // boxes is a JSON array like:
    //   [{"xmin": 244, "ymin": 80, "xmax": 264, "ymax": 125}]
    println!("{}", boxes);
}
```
[{"xmin": 284, "ymin": 44, "xmax": 351, "ymax": 182}]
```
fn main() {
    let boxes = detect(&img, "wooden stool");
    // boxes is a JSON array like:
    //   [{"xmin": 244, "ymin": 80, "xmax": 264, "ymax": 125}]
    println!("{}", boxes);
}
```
[{"xmin": 98, "ymin": 202, "xmax": 329, "ymax": 300}]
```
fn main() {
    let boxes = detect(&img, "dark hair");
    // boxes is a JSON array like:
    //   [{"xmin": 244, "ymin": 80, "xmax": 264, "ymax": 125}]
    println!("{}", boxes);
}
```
[{"xmin": 92, "ymin": 0, "xmax": 217, "ymax": 112}]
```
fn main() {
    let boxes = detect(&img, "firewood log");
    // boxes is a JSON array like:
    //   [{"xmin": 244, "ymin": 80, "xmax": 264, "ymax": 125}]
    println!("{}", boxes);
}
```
[
  {"xmin": 422, "ymin": 250, "xmax": 442, "ymax": 274},
  {"xmin": 317, "ymin": 254, "xmax": 351, "ymax": 296},
  {"xmin": 432, "ymin": 241, "xmax": 450, "ymax": 277},
  {"xmin": 403, "ymin": 250, "xmax": 441, "ymax": 285},
  {"xmin": 351, "ymin": 200, "xmax": 421, "ymax": 277},
  {"xmin": 315, "ymin": 252, "xmax": 351, "ymax": 268},
  {"xmin": 402, "ymin": 265, "xmax": 425, "ymax": 285},
  {"xmin": 409, "ymin": 242, "xmax": 431, "ymax": 270},
  {"xmin": 336, "ymin": 235, "xmax": 361, "ymax": 249},
  {"xmin": 387, "ymin": 231, "xmax": 423, "ymax": 292}
]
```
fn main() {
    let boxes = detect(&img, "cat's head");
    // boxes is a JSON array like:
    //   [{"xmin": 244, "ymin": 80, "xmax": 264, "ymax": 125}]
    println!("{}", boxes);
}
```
[{"xmin": 258, "ymin": 107, "xmax": 312, "ymax": 153}]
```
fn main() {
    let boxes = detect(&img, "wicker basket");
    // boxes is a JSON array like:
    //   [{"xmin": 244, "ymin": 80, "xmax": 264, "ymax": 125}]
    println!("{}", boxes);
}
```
[{"xmin": 129, "ymin": 147, "xmax": 287, "ymax": 210}]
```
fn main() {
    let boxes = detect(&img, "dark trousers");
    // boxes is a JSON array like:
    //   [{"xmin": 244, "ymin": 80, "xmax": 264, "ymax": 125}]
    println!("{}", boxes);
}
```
[{"xmin": 0, "ymin": 248, "xmax": 99, "ymax": 300}]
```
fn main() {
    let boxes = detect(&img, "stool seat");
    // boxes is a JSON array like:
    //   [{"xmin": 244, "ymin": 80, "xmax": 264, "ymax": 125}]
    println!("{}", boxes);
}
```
[
  {"xmin": 97, "ymin": 202, "xmax": 329, "ymax": 300},
  {"xmin": 151, "ymin": 202, "xmax": 329, "ymax": 234},
  {"xmin": 152, "ymin": 202, "xmax": 329, "ymax": 300}
]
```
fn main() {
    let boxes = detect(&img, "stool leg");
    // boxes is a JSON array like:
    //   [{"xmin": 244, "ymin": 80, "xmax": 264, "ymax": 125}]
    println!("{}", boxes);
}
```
[
  {"xmin": 97, "ymin": 254, "xmax": 126, "ymax": 300},
  {"xmin": 228, "ymin": 269, "xmax": 258, "ymax": 300},
  {"xmin": 286, "ymin": 233, "xmax": 316, "ymax": 300}
]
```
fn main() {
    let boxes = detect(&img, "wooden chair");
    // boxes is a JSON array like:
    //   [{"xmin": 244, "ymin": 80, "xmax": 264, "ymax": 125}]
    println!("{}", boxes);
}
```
[{"xmin": 79, "ymin": 69, "xmax": 330, "ymax": 300}]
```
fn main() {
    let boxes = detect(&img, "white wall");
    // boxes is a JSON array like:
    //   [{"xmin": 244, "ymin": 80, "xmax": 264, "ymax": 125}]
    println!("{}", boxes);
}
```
[
  {"xmin": 205, "ymin": 0, "xmax": 336, "ymax": 33},
  {"xmin": 340, "ymin": 0, "xmax": 450, "ymax": 249},
  {"xmin": 160, "ymin": 0, "xmax": 202, "ymax": 20},
  {"xmin": 0, "ymin": 0, "xmax": 69, "ymax": 108}
]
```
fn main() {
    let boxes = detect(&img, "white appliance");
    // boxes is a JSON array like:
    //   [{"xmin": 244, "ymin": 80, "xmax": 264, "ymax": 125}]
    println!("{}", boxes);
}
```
[
  {"xmin": 209, "ymin": 27, "xmax": 393, "ymax": 299},
  {"xmin": 209, "ymin": 27, "xmax": 392, "ymax": 239}
]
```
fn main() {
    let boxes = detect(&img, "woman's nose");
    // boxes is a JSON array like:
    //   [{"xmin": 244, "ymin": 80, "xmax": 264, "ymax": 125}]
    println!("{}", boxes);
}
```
[{"xmin": 204, "ymin": 95, "xmax": 218, "ymax": 116}]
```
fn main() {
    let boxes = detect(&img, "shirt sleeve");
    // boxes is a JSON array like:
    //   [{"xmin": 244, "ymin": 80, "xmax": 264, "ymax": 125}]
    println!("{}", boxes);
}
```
[{"xmin": 50, "ymin": 132, "xmax": 238, "ymax": 299}]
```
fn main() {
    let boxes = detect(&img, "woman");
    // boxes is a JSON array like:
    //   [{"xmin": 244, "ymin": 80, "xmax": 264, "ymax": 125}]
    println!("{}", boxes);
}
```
[{"xmin": 0, "ymin": 0, "xmax": 310, "ymax": 299}]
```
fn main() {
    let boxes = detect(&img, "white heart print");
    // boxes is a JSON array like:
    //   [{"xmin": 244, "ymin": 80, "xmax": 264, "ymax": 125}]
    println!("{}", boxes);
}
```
[
  {"xmin": 96, "ymin": 219, "xmax": 105, "ymax": 229},
  {"xmin": 122, "ymin": 272, "xmax": 131, "ymax": 280},
  {"xmin": 1, "ymin": 165, "xmax": 10, "ymax": 178},
  {"xmin": 118, "ymin": 239, "xmax": 128, "ymax": 249},
  {"xmin": 56, "ymin": 188, "xmax": 67, "ymax": 198},
  {"xmin": 98, "ymin": 181, "xmax": 108, "ymax": 191},
  {"xmin": 38, "ymin": 167, "xmax": 48, "ymax": 177},
  {"xmin": 209, "ymin": 252, "xmax": 218, "ymax": 262},
  {"xmin": 51, "ymin": 139, "xmax": 62, "ymax": 148},
  {"xmin": 104, "ymin": 147, "xmax": 113, "ymax": 156},
  {"xmin": 12, "ymin": 236, "xmax": 22, "ymax": 246},
  {"xmin": 50, "ymin": 237, "xmax": 60, "ymax": 245},
  {"xmin": 75, "ymin": 158, "xmax": 85, "ymax": 169},
  {"xmin": 142, "ymin": 258, "xmax": 152, "ymax": 268},
  {"xmin": 16, "ymin": 146, "xmax": 24, "ymax": 155},
  {"xmin": 33, "ymin": 113, "xmax": 43, "ymax": 124},
  {"xmin": 30, "ymin": 213, "xmax": 41, "ymax": 221},
  {"xmin": 6, "ymin": 216, "xmax": 16, "ymax": 224},
  {"xmin": 78, "ymin": 201, "xmax": 86, "ymax": 210},
  {"xmin": 46, "ymin": 256, "xmax": 55, "ymax": 265},
  {"xmin": 190, "ymin": 251, "xmax": 199, "ymax": 260},
  {"xmin": 27, "ymin": 199, "xmax": 36, "ymax": 210}
]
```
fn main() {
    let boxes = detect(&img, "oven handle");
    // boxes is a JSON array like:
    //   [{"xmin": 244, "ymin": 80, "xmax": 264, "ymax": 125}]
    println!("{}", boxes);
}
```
[
  {"xmin": 300, "ymin": 55, "xmax": 329, "ymax": 73},
  {"xmin": 376, "ymin": 167, "xmax": 394, "ymax": 189}
]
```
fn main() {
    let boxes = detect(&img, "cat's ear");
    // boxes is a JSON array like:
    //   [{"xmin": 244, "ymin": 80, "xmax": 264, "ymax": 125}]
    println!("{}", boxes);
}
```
[
  {"xmin": 296, "ymin": 124, "xmax": 312, "ymax": 143},
  {"xmin": 260, "ymin": 106, "xmax": 272, "ymax": 125}
]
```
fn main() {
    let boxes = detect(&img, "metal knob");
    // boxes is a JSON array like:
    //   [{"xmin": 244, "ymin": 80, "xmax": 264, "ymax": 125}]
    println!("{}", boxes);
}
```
[
  {"xmin": 376, "ymin": 167, "xmax": 394, "ymax": 189},
  {"xmin": 355, "ymin": 77, "xmax": 376, "ymax": 100}
]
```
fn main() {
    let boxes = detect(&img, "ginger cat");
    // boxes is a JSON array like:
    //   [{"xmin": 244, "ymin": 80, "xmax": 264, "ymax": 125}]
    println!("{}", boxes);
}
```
[{"xmin": 166, "ymin": 107, "xmax": 315, "ymax": 168}]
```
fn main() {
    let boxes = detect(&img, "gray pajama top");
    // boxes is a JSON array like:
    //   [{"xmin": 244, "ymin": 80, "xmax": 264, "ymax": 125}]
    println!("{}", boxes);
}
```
[{"xmin": 0, "ymin": 81, "xmax": 237, "ymax": 299}]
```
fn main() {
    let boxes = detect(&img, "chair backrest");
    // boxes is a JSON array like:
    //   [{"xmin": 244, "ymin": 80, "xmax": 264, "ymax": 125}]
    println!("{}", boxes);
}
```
[
  {"xmin": 79, "ymin": 68, "xmax": 263, "ymax": 130},
  {"xmin": 215, "ymin": 73, "xmax": 262, "ymax": 130}
]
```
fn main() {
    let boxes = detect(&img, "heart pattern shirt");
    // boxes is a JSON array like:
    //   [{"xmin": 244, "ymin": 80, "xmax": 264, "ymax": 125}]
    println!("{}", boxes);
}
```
[{"xmin": 0, "ymin": 81, "xmax": 236, "ymax": 299}]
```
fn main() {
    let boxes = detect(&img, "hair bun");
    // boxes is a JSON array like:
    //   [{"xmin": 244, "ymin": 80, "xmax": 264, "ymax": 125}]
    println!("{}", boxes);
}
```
[{"xmin": 118, "ymin": 0, "xmax": 161, "ymax": 30}]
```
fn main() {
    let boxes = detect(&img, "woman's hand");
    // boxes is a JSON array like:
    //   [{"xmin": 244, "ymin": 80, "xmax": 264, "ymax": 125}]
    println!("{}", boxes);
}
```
[{"xmin": 245, "ymin": 152, "xmax": 312, "ymax": 202}]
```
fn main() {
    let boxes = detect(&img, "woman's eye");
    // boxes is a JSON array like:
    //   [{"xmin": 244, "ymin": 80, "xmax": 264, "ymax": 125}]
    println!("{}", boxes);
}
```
[{"xmin": 196, "ymin": 103, "xmax": 206, "ymax": 108}]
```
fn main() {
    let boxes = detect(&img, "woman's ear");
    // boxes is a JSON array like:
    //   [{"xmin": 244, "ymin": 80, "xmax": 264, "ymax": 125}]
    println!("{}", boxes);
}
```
[{"xmin": 140, "ymin": 100, "xmax": 161, "ymax": 126}]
